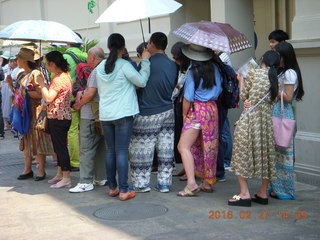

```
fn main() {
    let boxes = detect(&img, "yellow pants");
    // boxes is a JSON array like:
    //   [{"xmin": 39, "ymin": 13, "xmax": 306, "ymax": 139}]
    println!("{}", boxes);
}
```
[{"xmin": 68, "ymin": 109, "xmax": 80, "ymax": 167}]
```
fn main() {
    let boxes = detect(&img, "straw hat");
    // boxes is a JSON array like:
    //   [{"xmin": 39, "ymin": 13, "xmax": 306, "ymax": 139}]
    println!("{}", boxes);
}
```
[
  {"xmin": 16, "ymin": 47, "xmax": 41, "ymax": 63},
  {"xmin": 181, "ymin": 44, "xmax": 214, "ymax": 61},
  {"xmin": 0, "ymin": 51, "xmax": 11, "ymax": 60}
]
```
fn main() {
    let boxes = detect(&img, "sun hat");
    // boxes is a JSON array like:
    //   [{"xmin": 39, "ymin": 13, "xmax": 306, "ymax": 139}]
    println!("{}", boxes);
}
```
[
  {"xmin": 16, "ymin": 47, "xmax": 41, "ymax": 63},
  {"xmin": 181, "ymin": 44, "xmax": 214, "ymax": 61},
  {"xmin": 0, "ymin": 51, "xmax": 11, "ymax": 60}
]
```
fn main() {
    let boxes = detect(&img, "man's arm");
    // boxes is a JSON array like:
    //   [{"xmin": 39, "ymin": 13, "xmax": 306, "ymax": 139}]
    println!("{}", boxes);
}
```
[{"xmin": 73, "ymin": 87, "xmax": 97, "ymax": 110}]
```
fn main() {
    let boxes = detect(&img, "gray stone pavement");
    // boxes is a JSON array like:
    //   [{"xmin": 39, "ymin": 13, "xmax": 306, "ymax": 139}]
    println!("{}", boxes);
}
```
[{"xmin": 0, "ymin": 131, "xmax": 319, "ymax": 240}]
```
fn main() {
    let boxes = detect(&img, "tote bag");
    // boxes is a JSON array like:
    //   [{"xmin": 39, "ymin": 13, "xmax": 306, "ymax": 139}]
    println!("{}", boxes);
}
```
[
  {"xmin": 12, "ymin": 73, "xmax": 31, "ymax": 135},
  {"xmin": 272, "ymin": 91, "xmax": 296, "ymax": 149}
]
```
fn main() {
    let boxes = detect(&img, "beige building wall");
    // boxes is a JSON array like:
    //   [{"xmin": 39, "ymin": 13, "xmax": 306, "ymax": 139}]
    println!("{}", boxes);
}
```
[{"xmin": 290, "ymin": 0, "xmax": 320, "ymax": 185}]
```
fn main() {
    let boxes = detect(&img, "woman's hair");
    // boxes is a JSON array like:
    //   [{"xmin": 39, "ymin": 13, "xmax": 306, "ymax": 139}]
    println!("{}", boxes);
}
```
[
  {"xmin": 268, "ymin": 30, "xmax": 289, "ymax": 42},
  {"xmin": 45, "ymin": 51, "xmax": 69, "ymax": 73},
  {"xmin": 27, "ymin": 58, "xmax": 42, "ymax": 70},
  {"xmin": 105, "ymin": 33, "xmax": 125, "ymax": 74},
  {"xmin": 190, "ymin": 59, "xmax": 217, "ymax": 90},
  {"xmin": 275, "ymin": 42, "xmax": 304, "ymax": 101},
  {"xmin": 171, "ymin": 42, "xmax": 190, "ymax": 73},
  {"xmin": 1, "ymin": 58, "xmax": 9, "ymax": 67},
  {"xmin": 261, "ymin": 50, "xmax": 280, "ymax": 101}
]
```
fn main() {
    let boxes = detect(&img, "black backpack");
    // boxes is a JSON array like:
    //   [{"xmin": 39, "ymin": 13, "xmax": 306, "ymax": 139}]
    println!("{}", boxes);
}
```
[{"xmin": 218, "ymin": 63, "xmax": 240, "ymax": 109}]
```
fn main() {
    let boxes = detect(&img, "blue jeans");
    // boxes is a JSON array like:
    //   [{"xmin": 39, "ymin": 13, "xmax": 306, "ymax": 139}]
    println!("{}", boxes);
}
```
[
  {"xmin": 221, "ymin": 117, "xmax": 233, "ymax": 167},
  {"xmin": 102, "ymin": 116, "xmax": 133, "ymax": 193}
]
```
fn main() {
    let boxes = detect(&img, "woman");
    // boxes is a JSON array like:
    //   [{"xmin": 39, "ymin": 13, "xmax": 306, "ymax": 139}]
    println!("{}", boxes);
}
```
[
  {"xmin": 177, "ymin": 44, "xmax": 222, "ymax": 196},
  {"xmin": 1, "ymin": 53, "xmax": 12, "ymax": 131},
  {"xmin": 15, "ymin": 47, "xmax": 55, "ymax": 181},
  {"xmin": 171, "ymin": 42, "xmax": 190, "ymax": 181},
  {"xmin": 96, "ymin": 33, "xmax": 150, "ymax": 201},
  {"xmin": 228, "ymin": 51, "xmax": 280, "ymax": 207},
  {"xmin": 269, "ymin": 42, "xmax": 304, "ymax": 200},
  {"xmin": 39, "ymin": 51, "xmax": 73, "ymax": 189}
]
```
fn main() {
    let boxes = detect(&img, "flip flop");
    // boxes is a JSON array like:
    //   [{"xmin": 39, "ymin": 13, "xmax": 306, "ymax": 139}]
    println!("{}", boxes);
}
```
[
  {"xmin": 228, "ymin": 195, "xmax": 251, "ymax": 207},
  {"xmin": 251, "ymin": 194, "xmax": 268, "ymax": 205},
  {"xmin": 269, "ymin": 192, "xmax": 279, "ymax": 199},
  {"xmin": 177, "ymin": 186, "xmax": 200, "ymax": 197}
]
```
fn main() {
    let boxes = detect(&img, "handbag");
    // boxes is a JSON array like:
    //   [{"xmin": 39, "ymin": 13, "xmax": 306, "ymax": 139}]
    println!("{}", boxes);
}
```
[
  {"xmin": 34, "ymin": 104, "xmax": 49, "ymax": 133},
  {"xmin": 11, "ymin": 73, "xmax": 32, "ymax": 135},
  {"xmin": 272, "ymin": 91, "xmax": 296, "ymax": 149}
]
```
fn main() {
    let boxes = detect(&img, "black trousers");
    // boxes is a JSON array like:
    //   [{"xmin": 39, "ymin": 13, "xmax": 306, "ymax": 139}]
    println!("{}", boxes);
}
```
[{"xmin": 48, "ymin": 118, "xmax": 72, "ymax": 171}]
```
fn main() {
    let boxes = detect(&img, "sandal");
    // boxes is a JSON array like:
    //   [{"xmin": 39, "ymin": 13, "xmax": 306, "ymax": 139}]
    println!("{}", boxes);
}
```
[
  {"xmin": 251, "ymin": 194, "xmax": 268, "ymax": 205},
  {"xmin": 200, "ymin": 184, "xmax": 213, "ymax": 193},
  {"xmin": 269, "ymin": 192, "xmax": 279, "ymax": 199},
  {"xmin": 177, "ymin": 186, "xmax": 200, "ymax": 197},
  {"xmin": 228, "ymin": 195, "xmax": 251, "ymax": 207},
  {"xmin": 108, "ymin": 188, "xmax": 119, "ymax": 197},
  {"xmin": 173, "ymin": 169, "xmax": 185, "ymax": 177},
  {"xmin": 179, "ymin": 174, "xmax": 187, "ymax": 181}
]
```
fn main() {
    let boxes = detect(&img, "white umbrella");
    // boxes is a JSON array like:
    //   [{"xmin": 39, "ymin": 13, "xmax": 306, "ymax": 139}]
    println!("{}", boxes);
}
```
[
  {"xmin": 0, "ymin": 20, "xmax": 82, "ymax": 43},
  {"xmin": 95, "ymin": 0, "xmax": 182, "ymax": 42},
  {"xmin": 96, "ymin": 0, "xmax": 182, "ymax": 23}
]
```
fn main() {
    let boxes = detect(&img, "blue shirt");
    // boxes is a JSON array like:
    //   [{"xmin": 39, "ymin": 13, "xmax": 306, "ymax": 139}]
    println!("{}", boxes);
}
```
[
  {"xmin": 96, "ymin": 58, "xmax": 150, "ymax": 121},
  {"xmin": 184, "ymin": 64, "xmax": 223, "ymax": 102},
  {"xmin": 138, "ymin": 53, "xmax": 178, "ymax": 116}
]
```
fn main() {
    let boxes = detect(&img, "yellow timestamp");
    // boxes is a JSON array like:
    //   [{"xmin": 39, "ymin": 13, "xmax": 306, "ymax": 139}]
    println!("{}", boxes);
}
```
[{"xmin": 208, "ymin": 210, "xmax": 308, "ymax": 220}]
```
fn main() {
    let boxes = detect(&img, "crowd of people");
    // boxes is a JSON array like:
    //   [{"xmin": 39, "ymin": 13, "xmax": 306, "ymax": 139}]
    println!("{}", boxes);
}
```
[{"xmin": 0, "ymin": 29, "xmax": 304, "ymax": 205}]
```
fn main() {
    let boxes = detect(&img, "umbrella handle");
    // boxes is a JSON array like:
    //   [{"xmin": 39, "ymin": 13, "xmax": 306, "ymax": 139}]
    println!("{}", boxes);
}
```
[{"xmin": 139, "ymin": 19, "xmax": 146, "ymax": 44}]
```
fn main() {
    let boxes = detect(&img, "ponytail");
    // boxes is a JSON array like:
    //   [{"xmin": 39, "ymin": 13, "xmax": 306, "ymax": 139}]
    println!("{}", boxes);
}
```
[
  {"xmin": 104, "ymin": 33, "xmax": 125, "ymax": 74},
  {"xmin": 268, "ymin": 65, "xmax": 279, "ymax": 101},
  {"xmin": 104, "ymin": 48, "xmax": 118, "ymax": 74},
  {"xmin": 261, "ymin": 50, "xmax": 280, "ymax": 101}
]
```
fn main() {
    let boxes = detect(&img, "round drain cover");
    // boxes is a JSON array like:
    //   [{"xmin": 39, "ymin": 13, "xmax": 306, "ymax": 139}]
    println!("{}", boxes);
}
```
[{"xmin": 93, "ymin": 203, "xmax": 168, "ymax": 221}]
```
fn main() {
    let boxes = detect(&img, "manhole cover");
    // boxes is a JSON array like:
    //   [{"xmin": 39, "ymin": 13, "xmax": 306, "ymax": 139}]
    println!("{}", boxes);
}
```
[{"xmin": 93, "ymin": 203, "xmax": 168, "ymax": 221}]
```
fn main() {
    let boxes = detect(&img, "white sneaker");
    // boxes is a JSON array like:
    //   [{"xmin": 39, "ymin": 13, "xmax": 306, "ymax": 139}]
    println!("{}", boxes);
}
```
[
  {"xmin": 69, "ymin": 183, "xmax": 94, "ymax": 193},
  {"xmin": 93, "ymin": 179, "xmax": 108, "ymax": 186}
]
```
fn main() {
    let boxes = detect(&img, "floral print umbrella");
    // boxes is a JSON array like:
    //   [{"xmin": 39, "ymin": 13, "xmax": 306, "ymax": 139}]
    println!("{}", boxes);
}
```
[{"xmin": 172, "ymin": 21, "xmax": 252, "ymax": 54}]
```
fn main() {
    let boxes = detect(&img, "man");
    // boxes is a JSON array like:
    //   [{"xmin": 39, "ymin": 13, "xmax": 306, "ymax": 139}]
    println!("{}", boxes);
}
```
[
  {"xmin": 129, "ymin": 32, "xmax": 178, "ymax": 193},
  {"xmin": 69, "ymin": 47, "xmax": 107, "ymax": 193},
  {"xmin": 63, "ymin": 33, "xmax": 88, "ymax": 172}
]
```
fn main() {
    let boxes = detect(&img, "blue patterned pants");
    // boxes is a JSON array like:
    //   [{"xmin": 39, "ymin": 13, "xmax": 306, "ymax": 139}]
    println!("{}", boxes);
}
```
[{"xmin": 129, "ymin": 109, "xmax": 174, "ymax": 188}]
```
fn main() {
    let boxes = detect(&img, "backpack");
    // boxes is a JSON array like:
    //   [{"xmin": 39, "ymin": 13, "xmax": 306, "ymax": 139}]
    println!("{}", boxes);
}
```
[
  {"xmin": 65, "ymin": 52, "xmax": 93, "ymax": 97},
  {"xmin": 219, "ymin": 63, "xmax": 240, "ymax": 109}
]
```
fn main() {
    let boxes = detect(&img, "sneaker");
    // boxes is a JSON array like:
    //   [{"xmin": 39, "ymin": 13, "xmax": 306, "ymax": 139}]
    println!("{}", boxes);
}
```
[
  {"xmin": 128, "ymin": 185, "xmax": 151, "ymax": 193},
  {"xmin": 69, "ymin": 183, "xmax": 94, "ymax": 193},
  {"xmin": 218, "ymin": 176, "xmax": 226, "ymax": 182},
  {"xmin": 154, "ymin": 184, "xmax": 170, "ymax": 193},
  {"xmin": 93, "ymin": 179, "xmax": 108, "ymax": 186}
]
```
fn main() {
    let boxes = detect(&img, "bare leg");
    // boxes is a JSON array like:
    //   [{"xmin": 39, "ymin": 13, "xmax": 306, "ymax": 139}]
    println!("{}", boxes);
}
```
[
  {"xmin": 36, "ymin": 154, "xmax": 46, "ymax": 177},
  {"xmin": 229, "ymin": 175, "xmax": 250, "ymax": 201},
  {"xmin": 178, "ymin": 128, "xmax": 200, "ymax": 191},
  {"xmin": 48, "ymin": 166, "xmax": 63, "ymax": 183},
  {"xmin": 256, "ymin": 179, "xmax": 269, "ymax": 198},
  {"xmin": 22, "ymin": 150, "xmax": 32, "ymax": 174}
]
